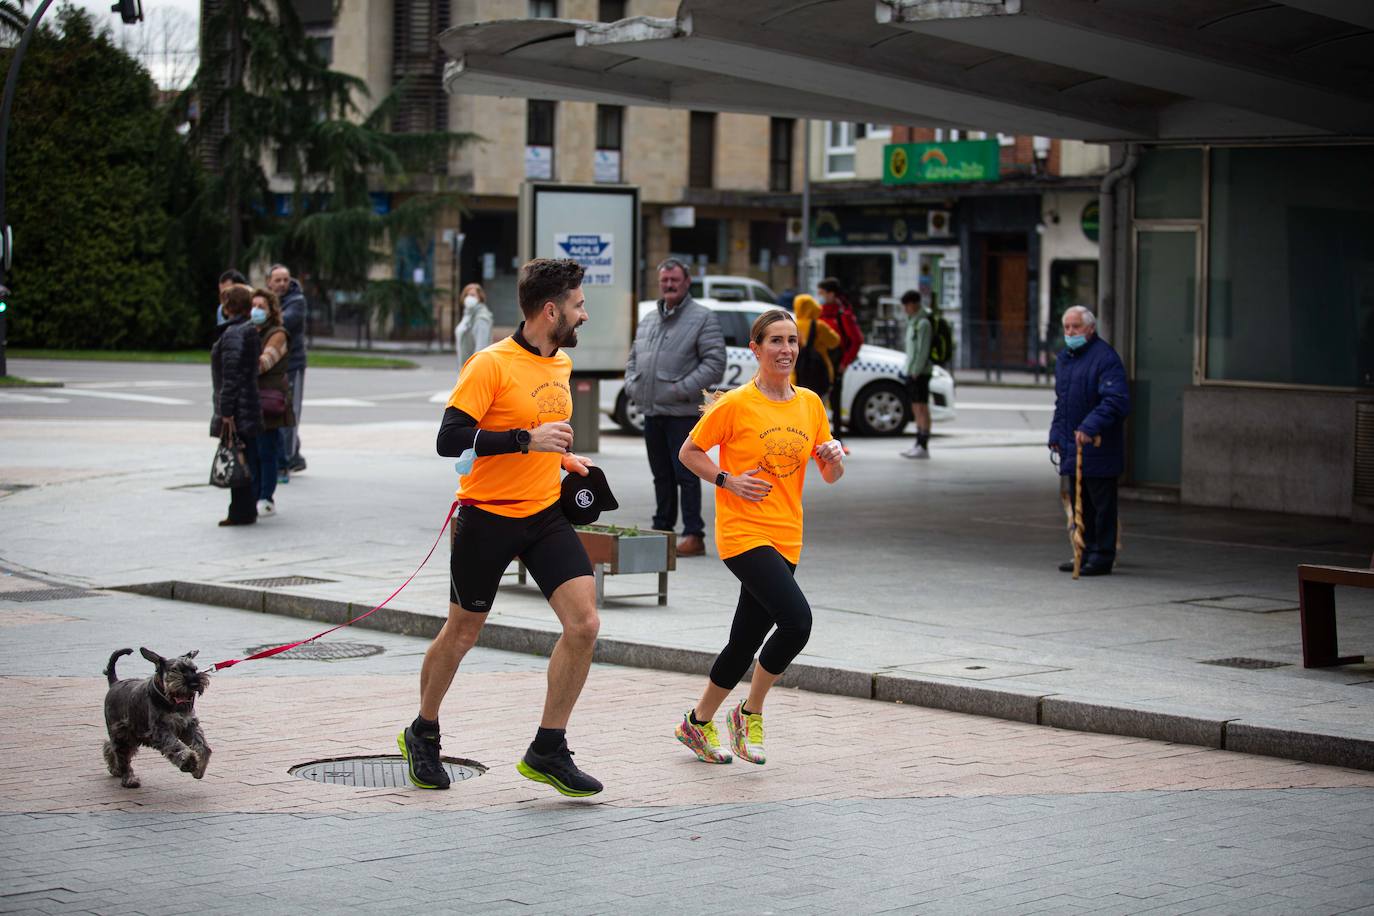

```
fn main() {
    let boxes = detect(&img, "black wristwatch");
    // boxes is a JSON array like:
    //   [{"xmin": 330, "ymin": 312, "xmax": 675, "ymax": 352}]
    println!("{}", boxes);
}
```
[
  {"xmin": 515, "ymin": 429, "xmax": 531, "ymax": 454},
  {"xmin": 715, "ymin": 471, "xmax": 728, "ymax": 488}
]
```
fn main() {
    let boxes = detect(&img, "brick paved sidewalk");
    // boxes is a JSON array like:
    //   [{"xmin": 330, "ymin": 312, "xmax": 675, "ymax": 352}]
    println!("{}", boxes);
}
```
[
  {"xmin": 4, "ymin": 667, "xmax": 1372, "ymax": 815},
  {"xmin": 3, "ymin": 592, "xmax": 1374, "ymax": 914}
]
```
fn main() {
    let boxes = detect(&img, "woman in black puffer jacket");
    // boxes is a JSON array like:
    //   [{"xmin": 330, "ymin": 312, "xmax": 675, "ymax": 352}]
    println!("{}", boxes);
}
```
[{"xmin": 210, "ymin": 284, "xmax": 264, "ymax": 526}]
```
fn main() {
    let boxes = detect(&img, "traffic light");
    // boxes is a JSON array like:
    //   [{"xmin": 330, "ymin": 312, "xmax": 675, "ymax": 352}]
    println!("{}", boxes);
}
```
[{"xmin": 111, "ymin": 0, "xmax": 143, "ymax": 24}]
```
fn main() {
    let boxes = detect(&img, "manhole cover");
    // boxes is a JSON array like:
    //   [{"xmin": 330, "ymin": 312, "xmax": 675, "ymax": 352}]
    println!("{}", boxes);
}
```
[
  {"xmin": 231, "ymin": 575, "xmax": 337, "ymax": 588},
  {"xmin": 244, "ymin": 641, "xmax": 383, "ymax": 661},
  {"xmin": 1180, "ymin": 595, "xmax": 1299, "ymax": 614},
  {"xmin": 0, "ymin": 587, "xmax": 95, "ymax": 602},
  {"xmin": 291, "ymin": 755, "xmax": 485, "ymax": 787},
  {"xmin": 1200, "ymin": 657, "xmax": 1289, "ymax": 670}
]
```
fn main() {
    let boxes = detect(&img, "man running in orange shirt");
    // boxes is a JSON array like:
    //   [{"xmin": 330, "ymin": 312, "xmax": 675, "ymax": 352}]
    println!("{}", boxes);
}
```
[{"xmin": 398, "ymin": 258, "xmax": 603, "ymax": 797}]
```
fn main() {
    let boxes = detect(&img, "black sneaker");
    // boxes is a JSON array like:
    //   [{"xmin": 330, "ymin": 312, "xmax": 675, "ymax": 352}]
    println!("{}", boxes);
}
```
[
  {"xmin": 288, "ymin": 455, "xmax": 307, "ymax": 473},
  {"xmin": 516, "ymin": 742, "xmax": 603, "ymax": 797},
  {"xmin": 397, "ymin": 725, "xmax": 450, "ymax": 789}
]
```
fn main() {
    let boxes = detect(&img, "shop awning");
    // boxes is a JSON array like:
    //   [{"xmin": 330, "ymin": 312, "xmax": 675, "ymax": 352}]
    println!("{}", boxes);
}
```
[{"xmin": 439, "ymin": 0, "xmax": 1374, "ymax": 141}]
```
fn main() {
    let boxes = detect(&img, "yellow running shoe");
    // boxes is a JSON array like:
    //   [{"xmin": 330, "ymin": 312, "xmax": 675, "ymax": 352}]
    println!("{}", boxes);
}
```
[
  {"xmin": 675, "ymin": 711, "xmax": 732, "ymax": 764},
  {"xmin": 727, "ymin": 701, "xmax": 765, "ymax": 765}
]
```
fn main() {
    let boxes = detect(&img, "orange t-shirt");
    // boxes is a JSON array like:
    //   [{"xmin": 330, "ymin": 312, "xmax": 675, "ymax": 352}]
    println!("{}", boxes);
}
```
[
  {"xmin": 688, "ymin": 380, "xmax": 832, "ymax": 564},
  {"xmin": 446, "ymin": 335, "xmax": 572, "ymax": 518}
]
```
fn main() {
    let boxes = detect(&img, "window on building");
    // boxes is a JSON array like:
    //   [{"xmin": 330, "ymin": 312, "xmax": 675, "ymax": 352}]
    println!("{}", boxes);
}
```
[
  {"xmin": 528, "ymin": 0, "xmax": 556, "ymax": 17},
  {"xmin": 967, "ymin": 130, "xmax": 988, "ymax": 140},
  {"xmin": 595, "ymin": 104, "xmax": 623, "ymax": 183},
  {"xmin": 934, "ymin": 128, "xmax": 962, "ymax": 142},
  {"xmin": 597, "ymin": 0, "xmax": 625, "ymax": 20},
  {"xmin": 865, "ymin": 124, "xmax": 892, "ymax": 139},
  {"xmin": 825, "ymin": 121, "xmax": 856, "ymax": 177},
  {"xmin": 669, "ymin": 219, "xmax": 725, "ymax": 275},
  {"xmin": 688, "ymin": 111, "xmax": 716, "ymax": 188},
  {"xmin": 526, "ymin": 100, "xmax": 556, "ymax": 179},
  {"xmin": 1205, "ymin": 145, "xmax": 1374, "ymax": 388},
  {"xmin": 997, "ymin": 132, "xmax": 1016, "ymax": 146},
  {"xmin": 769, "ymin": 117, "xmax": 794, "ymax": 192},
  {"xmin": 391, "ymin": 0, "xmax": 450, "ymax": 146}
]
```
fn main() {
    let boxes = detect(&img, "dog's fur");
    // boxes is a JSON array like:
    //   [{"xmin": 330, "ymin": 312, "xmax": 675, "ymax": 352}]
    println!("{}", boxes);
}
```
[{"xmin": 102, "ymin": 648, "xmax": 211, "ymax": 789}]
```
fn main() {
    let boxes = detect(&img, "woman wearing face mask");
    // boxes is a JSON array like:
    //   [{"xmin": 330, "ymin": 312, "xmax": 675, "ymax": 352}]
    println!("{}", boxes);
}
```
[
  {"xmin": 455, "ymin": 282, "xmax": 493, "ymax": 369},
  {"xmin": 673, "ymin": 309, "xmax": 846, "ymax": 766},
  {"xmin": 250, "ymin": 288, "xmax": 295, "ymax": 517},
  {"xmin": 210, "ymin": 284, "xmax": 264, "ymax": 526}
]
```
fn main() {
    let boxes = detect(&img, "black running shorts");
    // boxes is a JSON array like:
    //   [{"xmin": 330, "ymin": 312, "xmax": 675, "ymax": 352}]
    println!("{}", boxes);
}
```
[
  {"xmin": 905, "ymin": 372, "xmax": 931, "ymax": 404},
  {"xmin": 449, "ymin": 501, "xmax": 593, "ymax": 612}
]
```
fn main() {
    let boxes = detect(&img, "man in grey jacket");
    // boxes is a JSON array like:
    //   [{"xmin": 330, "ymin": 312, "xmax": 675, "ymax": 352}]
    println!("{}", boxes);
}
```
[{"xmin": 625, "ymin": 259, "xmax": 726, "ymax": 557}]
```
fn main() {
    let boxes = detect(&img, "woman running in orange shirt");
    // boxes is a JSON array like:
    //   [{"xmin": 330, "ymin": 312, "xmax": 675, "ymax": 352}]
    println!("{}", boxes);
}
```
[{"xmin": 674, "ymin": 309, "xmax": 846, "ymax": 764}]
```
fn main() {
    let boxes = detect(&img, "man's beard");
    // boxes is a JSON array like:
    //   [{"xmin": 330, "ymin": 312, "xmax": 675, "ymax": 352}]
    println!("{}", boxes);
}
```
[{"xmin": 554, "ymin": 311, "xmax": 580, "ymax": 348}]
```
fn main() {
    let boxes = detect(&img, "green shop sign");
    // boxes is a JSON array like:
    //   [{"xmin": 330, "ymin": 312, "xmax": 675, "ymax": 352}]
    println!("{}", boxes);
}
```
[{"xmin": 884, "ymin": 140, "xmax": 1000, "ymax": 185}]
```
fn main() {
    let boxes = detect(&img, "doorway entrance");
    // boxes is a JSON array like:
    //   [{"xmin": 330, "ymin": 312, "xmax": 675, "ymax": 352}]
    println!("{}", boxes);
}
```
[{"xmin": 975, "ymin": 234, "xmax": 1030, "ymax": 369}]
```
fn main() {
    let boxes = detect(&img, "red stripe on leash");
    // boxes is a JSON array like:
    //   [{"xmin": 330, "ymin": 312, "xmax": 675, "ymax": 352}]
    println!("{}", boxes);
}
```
[{"xmin": 205, "ymin": 500, "xmax": 460, "ymax": 673}]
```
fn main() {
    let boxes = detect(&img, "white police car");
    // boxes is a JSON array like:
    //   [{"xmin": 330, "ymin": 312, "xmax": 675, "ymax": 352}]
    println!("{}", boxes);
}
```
[{"xmin": 603, "ymin": 300, "xmax": 955, "ymax": 436}]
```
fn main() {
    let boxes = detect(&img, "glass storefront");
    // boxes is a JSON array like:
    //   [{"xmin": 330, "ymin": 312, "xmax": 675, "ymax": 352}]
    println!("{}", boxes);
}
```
[{"xmin": 1206, "ymin": 146, "xmax": 1374, "ymax": 388}]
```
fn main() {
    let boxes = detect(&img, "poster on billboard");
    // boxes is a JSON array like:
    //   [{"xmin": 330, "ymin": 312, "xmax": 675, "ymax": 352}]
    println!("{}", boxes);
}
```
[
  {"xmin": 555, "ymin": 233, "xmax": 614, "ymax": 286},
  {"xmin": 520, "ymin": 183, "xmax": 639, "ymax": 376}
]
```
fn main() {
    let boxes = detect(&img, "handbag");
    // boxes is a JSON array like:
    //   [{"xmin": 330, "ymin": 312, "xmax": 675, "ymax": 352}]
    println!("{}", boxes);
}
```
[
  {"xmin": 210, "ymin": 434, "xmax": 253, "ymax": 489},
  {"xmin": 260, "ymin": 387, "xmax": 288, "ymax": 418}
]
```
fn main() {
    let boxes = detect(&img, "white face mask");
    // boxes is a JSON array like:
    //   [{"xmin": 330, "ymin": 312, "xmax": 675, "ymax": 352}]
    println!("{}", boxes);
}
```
[{"xmin": 463, "ymin": 295, "xmax": 480, "ymax": 308}]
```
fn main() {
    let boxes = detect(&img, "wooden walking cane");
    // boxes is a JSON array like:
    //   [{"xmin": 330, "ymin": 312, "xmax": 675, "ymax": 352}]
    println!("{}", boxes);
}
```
[
  {"xmin": 1072, "ymin": 439, "xmax": 1085, "ymax": 579},
  {"xmin": 1071, "ymin": 435, "xmax": 1102, "ymax": 581}
]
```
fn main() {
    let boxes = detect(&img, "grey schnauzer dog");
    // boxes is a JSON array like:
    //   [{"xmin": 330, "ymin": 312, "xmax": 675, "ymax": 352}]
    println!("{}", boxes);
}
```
[{"xmin": 102, "ymin": 647, "xmax": 211, "ymax": 788}]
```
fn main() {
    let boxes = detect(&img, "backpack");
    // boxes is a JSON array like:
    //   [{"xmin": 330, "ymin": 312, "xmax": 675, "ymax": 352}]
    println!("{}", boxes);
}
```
[
  {"xmin": 795, "ymin": 321, "xmax": 832, "ymax": 397},
  {"xmin": 929, "ymin": 311, "xmax": 954, "ymax": 367}
]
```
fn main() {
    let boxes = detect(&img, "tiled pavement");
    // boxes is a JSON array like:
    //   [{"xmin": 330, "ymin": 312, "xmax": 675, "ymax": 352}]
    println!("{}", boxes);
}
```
[{"xmin": 1, "ymin": 591, "xmax": 1373, "ymax": 912}]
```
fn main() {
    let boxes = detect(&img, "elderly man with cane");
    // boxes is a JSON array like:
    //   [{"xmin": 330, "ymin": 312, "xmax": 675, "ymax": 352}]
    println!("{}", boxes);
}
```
[{"xmin": 1049, "ymin": 306, "xmax": 1130, "ymax": 577}]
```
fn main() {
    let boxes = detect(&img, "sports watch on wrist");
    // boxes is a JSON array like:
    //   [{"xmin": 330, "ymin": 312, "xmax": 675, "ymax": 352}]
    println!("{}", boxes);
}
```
[
  {"xmin": 715, "ymin": 471, "xmax": 728, "ymax": 488},
  {"xmin": 515, "ymin": 429, "xmax": 531, "ymax": 454}
]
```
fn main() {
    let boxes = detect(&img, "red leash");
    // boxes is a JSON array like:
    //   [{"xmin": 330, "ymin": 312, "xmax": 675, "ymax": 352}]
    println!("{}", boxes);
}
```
[{"xmin": 204, "ymin": 500, "xmax": 460, "ymax": 673}]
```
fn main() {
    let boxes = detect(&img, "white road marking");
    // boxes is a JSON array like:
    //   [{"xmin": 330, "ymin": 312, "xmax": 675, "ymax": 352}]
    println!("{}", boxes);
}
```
[
  {"xmin": 369, "ymin": 389, "xmax": 454, "ymax": 402},
  {"xmin": 428, "ymin": 391, "xmax": 451, "ymax": 403},
  {"xmin": 302, "ymin": 398, "xmax": 375, "ymax": 407},
  {"xmin": 0, "ymin": 392, "xmax": 70, "ymax": 403},
  {"xmin": 56, "ymin": 389, "xmax": 192, "ymax": 405},
  {"xmin": 69, "ymin": 380, "xmax": 199, "ymax": 390},
  {"xmin": 956, "ymin": 402, "xmax": 1055, "ymax": 412}
]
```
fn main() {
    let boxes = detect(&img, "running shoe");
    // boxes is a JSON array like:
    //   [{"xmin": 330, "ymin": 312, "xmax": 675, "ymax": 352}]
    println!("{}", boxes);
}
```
[
  {"xmin": 517, "ymin": 741, "xmax": 603, "ymax": 797},
  {"xmin": 675, "ymin": 711, "xmax": 732, "ymax": 764},
  {"xmin": 397, "ymin": 725, "xmax": 450, "ymax": 789},
  {"xmin": 727, "ymin": 701, "xmax": 766, "ymax": 765}
]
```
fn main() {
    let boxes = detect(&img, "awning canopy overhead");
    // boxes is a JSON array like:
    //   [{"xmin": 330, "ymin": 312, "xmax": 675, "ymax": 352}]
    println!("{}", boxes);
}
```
[{"xmin": 439, "ymin": 0, "xmax": 1374, "ymax": 141}]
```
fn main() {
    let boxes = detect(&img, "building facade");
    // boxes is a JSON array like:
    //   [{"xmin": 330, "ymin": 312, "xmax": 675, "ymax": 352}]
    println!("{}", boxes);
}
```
[
  {"xmin": 804, "ymin": 123, "xmax": 1110, "ymax": 369},
  {"xmin": 301, "ymin": 0, "xmax": 802, "ymax": 339}
]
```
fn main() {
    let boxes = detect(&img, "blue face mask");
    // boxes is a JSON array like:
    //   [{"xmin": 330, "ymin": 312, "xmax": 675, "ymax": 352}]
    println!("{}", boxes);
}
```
[
  {"xmin": 1064, "ymin": 333, "xmax": 1088, "ymax": 350},
  {"xmin": 250, "ymin": 306, "xmax": 267, "ymax": 325}
]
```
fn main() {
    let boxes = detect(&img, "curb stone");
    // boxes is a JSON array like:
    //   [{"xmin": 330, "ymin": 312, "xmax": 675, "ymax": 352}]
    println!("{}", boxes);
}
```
[{"xmin": 110, "ymin": 580, "xmax": 1374, "ymax": 772}]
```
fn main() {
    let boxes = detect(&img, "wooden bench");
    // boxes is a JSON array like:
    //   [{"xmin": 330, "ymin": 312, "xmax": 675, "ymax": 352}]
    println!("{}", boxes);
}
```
[{"xmin": 1298, "ymin": 562, "xmax": 1372, "ymax": 667}]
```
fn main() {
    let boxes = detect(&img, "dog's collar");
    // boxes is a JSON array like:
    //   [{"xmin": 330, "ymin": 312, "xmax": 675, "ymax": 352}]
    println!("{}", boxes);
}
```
[{"xmin": 152, "ymin": 676, "xmax": 194, "ymax": 710}]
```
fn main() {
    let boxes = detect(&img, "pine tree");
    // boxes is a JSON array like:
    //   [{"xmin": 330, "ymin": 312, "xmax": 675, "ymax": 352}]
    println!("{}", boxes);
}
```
[
  {"xmin": 186, "ymin": 0, "xmax": 472, "ymax": 338},
  {"xmin": 4, "ymin": 6, "xmax": 203, "ymax": 348}
]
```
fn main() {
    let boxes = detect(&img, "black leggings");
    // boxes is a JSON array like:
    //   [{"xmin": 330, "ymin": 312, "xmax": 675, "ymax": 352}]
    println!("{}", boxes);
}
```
[{"xmin": 708, "ymin": 546, "xmax": 812, "ymax": 689}]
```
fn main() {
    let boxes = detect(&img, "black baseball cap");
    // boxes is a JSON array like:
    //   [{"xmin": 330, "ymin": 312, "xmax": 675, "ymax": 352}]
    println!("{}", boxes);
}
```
[{"xmin": 560, "ymin": 465, "xmax": 619, "ymax": 525}]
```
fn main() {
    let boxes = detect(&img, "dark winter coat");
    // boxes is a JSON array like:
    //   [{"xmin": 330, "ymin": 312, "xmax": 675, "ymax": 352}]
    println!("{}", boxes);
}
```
[
  {"xmin": 1049, "ymin": 334, "xmax": 1130, "ymax": 478},
  {"xmin": 210, "ymin": 317, "xmax": 264, "ymax": 439},
  {"xmin": 279, "ymin": 278, "xmax": 308, "ymax": 372}
]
